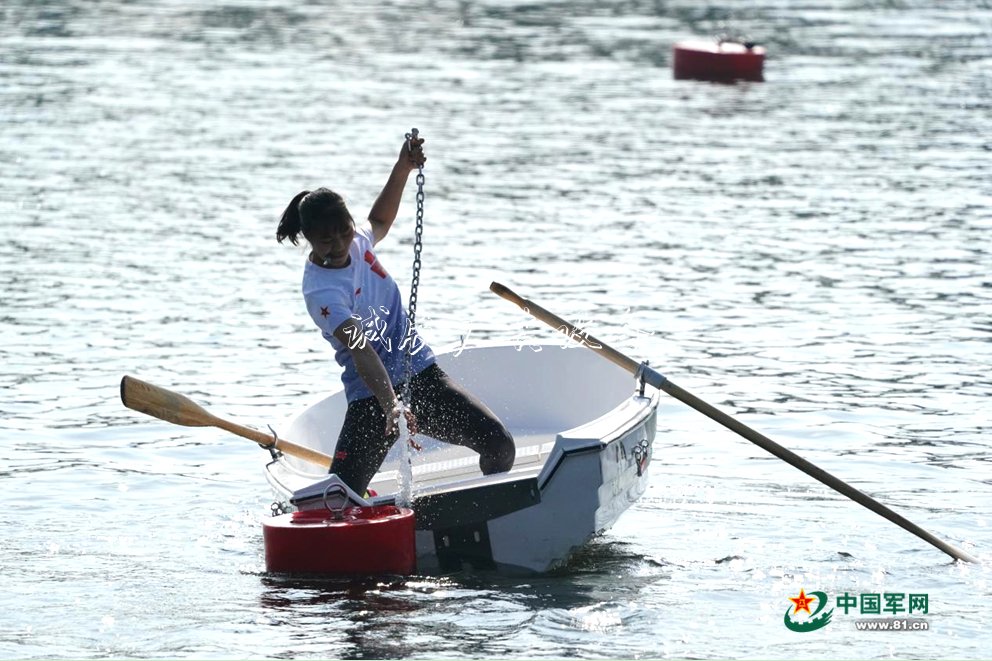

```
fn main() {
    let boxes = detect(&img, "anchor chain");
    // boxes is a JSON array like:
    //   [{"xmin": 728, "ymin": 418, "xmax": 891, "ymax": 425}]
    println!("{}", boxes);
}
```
[
  {"xmin": 401, "ymin": 128, "xmax": 425, "ymax": 407},
  {"xmin": 398, "ymin": 128, "xmax": 425, "ymax": 454}
]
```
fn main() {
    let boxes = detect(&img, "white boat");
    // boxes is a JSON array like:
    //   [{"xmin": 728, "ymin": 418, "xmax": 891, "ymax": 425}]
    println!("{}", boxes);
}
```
[
  {"xmin": 120, "ymin": 283, "xmax": 977, "ymax": 570},
  {"xmin": 263, "ymin": 343, "xmax": 660, "ymax": 574}
]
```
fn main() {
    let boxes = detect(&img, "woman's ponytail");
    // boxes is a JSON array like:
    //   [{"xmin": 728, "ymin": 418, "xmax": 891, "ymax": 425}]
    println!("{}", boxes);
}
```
[{"xmin": 276, "ymin": 190, "xmax": 310, "ymax": 245}]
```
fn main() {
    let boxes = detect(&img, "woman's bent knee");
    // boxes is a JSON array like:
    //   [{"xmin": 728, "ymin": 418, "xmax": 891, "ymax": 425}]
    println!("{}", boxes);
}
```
[{"xmin": 479, "ymin": 426, "xmax": 515, "ymax": 475}]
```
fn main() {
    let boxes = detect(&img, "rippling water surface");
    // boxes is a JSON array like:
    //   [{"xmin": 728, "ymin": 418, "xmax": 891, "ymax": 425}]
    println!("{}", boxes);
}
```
[{"xmin": 2, "ymin": 1, "xmax": 990, "ymax": 658}]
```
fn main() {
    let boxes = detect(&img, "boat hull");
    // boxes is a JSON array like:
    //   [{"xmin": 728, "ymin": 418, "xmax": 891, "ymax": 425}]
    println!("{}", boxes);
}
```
[{"xmin": 264, "ymin": 343, "xmax": 660, "ymax": 574}]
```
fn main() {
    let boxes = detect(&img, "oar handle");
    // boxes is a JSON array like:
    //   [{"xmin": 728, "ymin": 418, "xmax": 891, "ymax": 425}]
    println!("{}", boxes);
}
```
[{"xmin": 489, "ymin": 282, "xmax": 978, "ymax": 564}]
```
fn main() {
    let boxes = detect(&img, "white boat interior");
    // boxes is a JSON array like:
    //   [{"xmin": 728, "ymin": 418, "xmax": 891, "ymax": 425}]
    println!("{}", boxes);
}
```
[{"xmin": 268, "ymin": 342, "xmax": 655, "ymax": 499}]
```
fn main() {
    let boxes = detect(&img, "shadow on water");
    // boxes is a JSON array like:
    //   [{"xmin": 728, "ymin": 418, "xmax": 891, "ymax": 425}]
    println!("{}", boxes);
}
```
[
  {"xmin": 258, "ymin": 575, "xmax": 422, "ymax": 659},
  {"xmin": 255, "ymin": 539, "xmax": 669, "ymax": 659}
]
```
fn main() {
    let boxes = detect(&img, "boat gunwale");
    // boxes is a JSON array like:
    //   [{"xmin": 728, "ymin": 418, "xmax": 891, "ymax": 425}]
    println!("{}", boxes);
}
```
[{"xmin": 265, "ymin": 341, "xmax": 658, "ymax": 498}]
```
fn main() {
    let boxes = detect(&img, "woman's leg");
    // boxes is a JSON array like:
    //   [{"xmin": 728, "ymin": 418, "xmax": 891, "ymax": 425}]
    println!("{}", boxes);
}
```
[
  {"xmin": 328, "ymin": 396, "xmax": 394, "ymax": 495},
  {"xmin": 410, "ymin": 364, "xmax": 515, "ymax": 475}
]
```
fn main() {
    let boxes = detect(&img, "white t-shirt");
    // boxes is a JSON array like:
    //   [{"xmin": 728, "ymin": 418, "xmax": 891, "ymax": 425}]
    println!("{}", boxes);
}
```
[{"xmin": 302, "ymin": 224, "xmax": 435, "ymax": 402}]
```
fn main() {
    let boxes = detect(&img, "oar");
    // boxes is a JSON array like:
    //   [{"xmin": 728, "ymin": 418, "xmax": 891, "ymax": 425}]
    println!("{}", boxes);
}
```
[
  {"xmin": 119, "ymin": 376, "xmax": 332, "ymax": 469},
  {"xmin": 489, "ymin": 282, "xmax": 978, "ymax": 564}
]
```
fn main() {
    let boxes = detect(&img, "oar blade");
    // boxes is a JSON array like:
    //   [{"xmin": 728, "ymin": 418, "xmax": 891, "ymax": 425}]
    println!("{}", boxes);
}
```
[{"xmin": 120, "ymin": 376, "xmax": 217, "ymax": 428}]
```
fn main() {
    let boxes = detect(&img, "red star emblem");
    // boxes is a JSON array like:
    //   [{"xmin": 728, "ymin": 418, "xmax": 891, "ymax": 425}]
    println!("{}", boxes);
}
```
[
  {"xmin": 789, "ymin": 588, "xmax": 816, "ymax": 615},
  {"xmin": 320, "ymin": 306, "xmax": 329, "ymax": 318}
]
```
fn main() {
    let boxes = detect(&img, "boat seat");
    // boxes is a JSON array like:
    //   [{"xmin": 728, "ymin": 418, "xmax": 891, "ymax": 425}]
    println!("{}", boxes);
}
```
[{"xmin": 370, "ymin": 429, "xmax": 557, "ymax": 495}]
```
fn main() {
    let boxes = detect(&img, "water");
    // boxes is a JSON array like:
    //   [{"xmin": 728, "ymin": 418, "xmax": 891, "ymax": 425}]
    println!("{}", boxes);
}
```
[
  {"xmin": 396, "ymin": 404, "xmax": 415, "ymax": 508},
  {"xmin": 2, "ymin": 0, "xmax": 990, "ymax": 657}
]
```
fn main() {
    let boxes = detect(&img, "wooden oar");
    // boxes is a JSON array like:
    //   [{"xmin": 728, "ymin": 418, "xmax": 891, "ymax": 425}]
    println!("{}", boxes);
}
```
[
  {"xmin": 119, "ymin": 376, "xmax": 332, "ymax": 469},
  {"xmin": 489, "ymin": 282, "xmax": 978, "ymax": 564}
]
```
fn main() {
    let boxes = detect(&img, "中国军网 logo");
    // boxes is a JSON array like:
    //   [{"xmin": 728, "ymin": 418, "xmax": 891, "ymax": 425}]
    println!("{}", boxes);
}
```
[
  {"xmin": 784, "ymin": 589, "xmax": 833, "ymax": 632},
  {"xmin": 783, "ymin": 589, "xmax": 929, "ymax": 632}
]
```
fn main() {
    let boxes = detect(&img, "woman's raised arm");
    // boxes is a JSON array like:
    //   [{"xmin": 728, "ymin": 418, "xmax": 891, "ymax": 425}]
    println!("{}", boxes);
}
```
[{"xmin": 368, "ymin": 136, "xmax": 426, "ymax": 245}]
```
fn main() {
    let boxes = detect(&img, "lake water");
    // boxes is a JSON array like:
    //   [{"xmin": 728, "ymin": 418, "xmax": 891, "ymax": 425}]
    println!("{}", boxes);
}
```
[{"xmin": 1, "ymin": 0, "xmax": 990, "ymax": 658}]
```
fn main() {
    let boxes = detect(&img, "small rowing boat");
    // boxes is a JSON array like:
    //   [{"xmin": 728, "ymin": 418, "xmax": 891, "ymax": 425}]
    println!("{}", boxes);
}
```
[
  {"xmin": 263, "ymin": 342, "xmax": 660, "ymax": 574},
  {"xmin": 118, "ymin": 285, "xmax": 977, "ymax": 577}
]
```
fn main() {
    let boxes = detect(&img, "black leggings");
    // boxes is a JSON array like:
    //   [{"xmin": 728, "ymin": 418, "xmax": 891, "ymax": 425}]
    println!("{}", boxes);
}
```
[{"xmin": 329, "ymin": 363, "xmax": 516, "ymax": 495}]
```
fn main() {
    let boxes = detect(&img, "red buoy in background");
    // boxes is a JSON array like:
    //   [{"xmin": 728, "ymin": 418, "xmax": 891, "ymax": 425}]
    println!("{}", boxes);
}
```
[
  {"xmin": 263, "ymin": 505, "xmax": 416, "ymax": 575},
  {"xmin": 673, "ymin": 40, "xmax": 765, "ymax": 82}
]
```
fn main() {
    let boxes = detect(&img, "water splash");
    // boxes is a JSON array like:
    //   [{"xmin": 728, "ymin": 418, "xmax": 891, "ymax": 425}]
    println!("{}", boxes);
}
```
[{"xmin": 394, "ymin": 403, "xmax": 415, "ymax": 508}]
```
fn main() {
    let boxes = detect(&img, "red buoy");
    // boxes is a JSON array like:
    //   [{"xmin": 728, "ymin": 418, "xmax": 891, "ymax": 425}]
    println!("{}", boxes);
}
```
[
  {"xmin": 262, "ymin": 505, "xmax": 416, "ymax": 575},
  {"xmin": 673, "ymin": 40, "xmax": 765, "ymax": 82}
]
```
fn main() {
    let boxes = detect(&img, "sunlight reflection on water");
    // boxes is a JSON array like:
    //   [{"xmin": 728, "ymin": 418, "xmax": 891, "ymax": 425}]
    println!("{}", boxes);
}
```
[{"xmin": 2, "ymin": 0, "xmax": 990, "ymax": 658}]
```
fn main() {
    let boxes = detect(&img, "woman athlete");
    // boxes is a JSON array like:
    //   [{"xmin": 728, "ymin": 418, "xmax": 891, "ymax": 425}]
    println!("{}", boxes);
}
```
[{"xmin": 275, "ymin": 134, "xmax": 515, "ymax": 495}]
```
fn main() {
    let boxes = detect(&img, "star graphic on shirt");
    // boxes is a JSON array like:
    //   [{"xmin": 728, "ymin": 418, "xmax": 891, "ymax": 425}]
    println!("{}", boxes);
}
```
[
  {"xmin": 789, "ymin": 588, "xmax": 816, "ymax": 616},
  {"xmin": 320, "ymin": 306, "xmax": 329, "ymax": 318}
]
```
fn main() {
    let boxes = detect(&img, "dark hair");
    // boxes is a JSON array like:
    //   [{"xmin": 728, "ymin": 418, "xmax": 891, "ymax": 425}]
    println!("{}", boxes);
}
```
[{"xmin": 276, "ymin": 187, "xmax": 354, "ymax": 245}]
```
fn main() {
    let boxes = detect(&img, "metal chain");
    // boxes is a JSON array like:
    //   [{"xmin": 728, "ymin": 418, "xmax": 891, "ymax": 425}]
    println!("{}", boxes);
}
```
[{"xmin": 401, "ymin": 128, "xmax": 425, "ymax": 404}]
